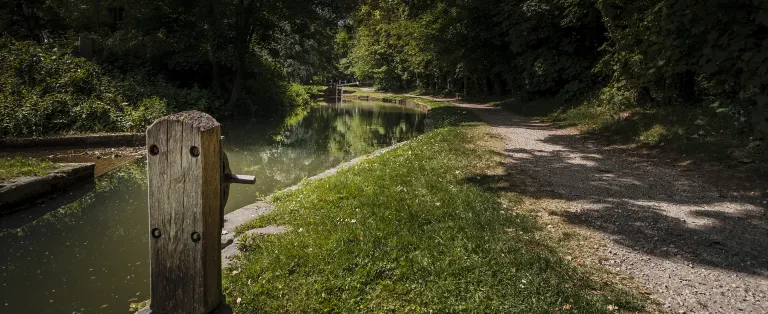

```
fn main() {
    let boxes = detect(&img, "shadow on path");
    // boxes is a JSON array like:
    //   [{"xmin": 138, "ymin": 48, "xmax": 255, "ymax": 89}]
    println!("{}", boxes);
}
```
[{"xmin": 461, "ymin": 103, "xmax": 768, "ymax": 277}]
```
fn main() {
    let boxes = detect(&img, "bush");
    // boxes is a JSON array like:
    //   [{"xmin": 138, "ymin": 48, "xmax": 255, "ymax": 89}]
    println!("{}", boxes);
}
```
[{"xmin": 0, "ymin": 37, "xmax": 224, "ymax": 138}]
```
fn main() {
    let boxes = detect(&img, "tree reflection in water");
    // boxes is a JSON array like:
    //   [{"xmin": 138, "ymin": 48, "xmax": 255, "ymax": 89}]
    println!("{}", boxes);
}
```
[
  {"xmin": 222, "ymin": 99, "xmax": 425, "ymax": 211},
  {"xmin": 0, "ymin": 99, "xmax": 425, "ymax": 314}
]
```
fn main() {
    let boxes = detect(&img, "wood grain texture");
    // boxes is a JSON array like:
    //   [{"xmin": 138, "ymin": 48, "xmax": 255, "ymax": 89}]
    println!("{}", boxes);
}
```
[{"xmin": 146, "ymin": 111, "xmax": 222, "ymax": 314}]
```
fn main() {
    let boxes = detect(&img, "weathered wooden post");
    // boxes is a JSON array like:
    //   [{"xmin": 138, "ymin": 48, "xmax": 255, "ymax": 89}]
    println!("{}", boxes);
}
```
[
  {"xmin": 141, "ymin": 111, "xmax": 253, "ymax": 314},
  {"xmin": 78, "ymin": 36, "xmax": 93, "ymax": 60}
]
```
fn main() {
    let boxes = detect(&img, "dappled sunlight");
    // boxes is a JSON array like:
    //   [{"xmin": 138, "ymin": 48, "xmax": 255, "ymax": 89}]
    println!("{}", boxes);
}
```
[{"xmin": 461, "ymin": 104, "xmax": 768, "ymax": 278}]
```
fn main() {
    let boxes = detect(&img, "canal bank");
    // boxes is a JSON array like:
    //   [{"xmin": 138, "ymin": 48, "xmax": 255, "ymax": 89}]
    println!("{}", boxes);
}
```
[
  {"xmin": 220, "ymin": 97, "xmax": 436, "ymax": 247},
  {"xmin": 0, "ymin": 99, "xmax": 427, "ymax": 314},
  {"xmin": 221, "ymin": 96, "xmax": 651, "ymax": 313}
]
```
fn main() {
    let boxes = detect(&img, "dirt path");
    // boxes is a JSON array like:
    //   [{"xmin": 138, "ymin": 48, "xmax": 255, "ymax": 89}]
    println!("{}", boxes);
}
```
[{"xmin": 447, "ymin": 100, "xmax": 768, "ymax": 313}]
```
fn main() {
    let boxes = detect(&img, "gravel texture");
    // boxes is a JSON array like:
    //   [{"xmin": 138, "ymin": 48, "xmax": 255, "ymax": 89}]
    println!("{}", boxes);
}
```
[{"xmin": 454, "ymin": 101, "xmax": 768, "ymax": 314}]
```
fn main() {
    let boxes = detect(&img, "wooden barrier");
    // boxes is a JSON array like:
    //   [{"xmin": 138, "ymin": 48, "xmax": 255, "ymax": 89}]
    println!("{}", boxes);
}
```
[{"xmin": 140, "ymin": 111, "xmax": 254, "ymax": 314}]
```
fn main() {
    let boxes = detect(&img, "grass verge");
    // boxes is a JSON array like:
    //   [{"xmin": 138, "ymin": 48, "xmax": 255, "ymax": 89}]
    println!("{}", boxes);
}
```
[
  {"xmin": 339, "ymin": 87, "xmax": 412, "ymax": 100},
  {"xmin": 489, "ymin": 94, "xmax": 761, "ymax": 164},
  {"xmin": 223, "ymin": 99, "xmax": 648, "ymax": 313},
  {"xmin": 0, "ymin": 157, "xmax": 58, "ymax": 182}
]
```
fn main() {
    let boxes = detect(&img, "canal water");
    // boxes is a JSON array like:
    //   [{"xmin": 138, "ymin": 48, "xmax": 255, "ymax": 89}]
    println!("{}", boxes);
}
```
[{"xmin": 0, "ymin": 100, "xmax": 426, "ymax": 314}]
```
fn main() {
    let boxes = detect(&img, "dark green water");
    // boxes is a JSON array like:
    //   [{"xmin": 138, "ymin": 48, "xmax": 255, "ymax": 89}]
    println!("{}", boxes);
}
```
[{"xmin": 0, "ymin": 100, "xmax": 425, "ymax": 314}]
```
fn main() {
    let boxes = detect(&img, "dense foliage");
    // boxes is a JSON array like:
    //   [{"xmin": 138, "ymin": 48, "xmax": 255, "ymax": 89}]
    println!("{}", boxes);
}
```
[
  {"xmin": 3, "ymin": 0, "xmax": 767, "ymax": 156},
  {"xmin": 1, "ymin": 0, "xmax": 352, "ymax": 137},
  {"xmin": 344, "ymin": 0, "xmax": 768, "ymax": 156},
  {"xmin": 0, "ymin": 38, "xmax": 199, "ymax": 136}
]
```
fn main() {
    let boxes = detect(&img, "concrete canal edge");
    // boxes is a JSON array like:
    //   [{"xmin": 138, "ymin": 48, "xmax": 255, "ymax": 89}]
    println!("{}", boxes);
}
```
[
  {"xmin": 220, "ymin": 140, "xmax": 413, "ymax": 266},
  {"xmin": 342, "ymin": 94, "xmax": 432, "ymax": 112},
  {"xmin": 0, "ymin": 163, "xmax": 96, "ymax": 214},
  {"xmin": 0, "ymin": 133, "xmax": 145, "ymax": 149},
  {"xmin": 220, "ymin": 99, "xmax": 432, "ymax": 266}
]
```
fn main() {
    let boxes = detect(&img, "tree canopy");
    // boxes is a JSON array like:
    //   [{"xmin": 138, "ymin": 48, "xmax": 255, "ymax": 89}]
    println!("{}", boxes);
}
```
[
  {"xmin": 343, "ymin": 0, "xmax": 768, "ymax": 143},
  {"xmin": 2, "ymin": 0, "xmax": 767, "ymax": 146},
  {"xmin": 1, "ymin": 0, "xmax": 355, "ymax": 137}
]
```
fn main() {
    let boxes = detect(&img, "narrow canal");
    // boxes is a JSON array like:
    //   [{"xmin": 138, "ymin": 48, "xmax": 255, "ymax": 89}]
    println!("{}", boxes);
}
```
[{"xmin": 0, "ymin": 99, "xmax": 426, "ymax": 314}]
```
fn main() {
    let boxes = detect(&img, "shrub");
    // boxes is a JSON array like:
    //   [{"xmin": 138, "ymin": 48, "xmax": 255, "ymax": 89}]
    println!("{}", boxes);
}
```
[{"xmin": 0, "ymin": 38, "xmax": 220, "ymax": 137}]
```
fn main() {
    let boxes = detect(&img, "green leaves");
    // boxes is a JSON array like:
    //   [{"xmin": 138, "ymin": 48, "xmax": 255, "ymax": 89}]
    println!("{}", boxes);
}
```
[
  {"xmin": 0, "ymin": 38, "xmax": 176, "ymax": 137},
  {"xmin": 347, "ymin": 0, "xmax": 605, "ymax": 95}
]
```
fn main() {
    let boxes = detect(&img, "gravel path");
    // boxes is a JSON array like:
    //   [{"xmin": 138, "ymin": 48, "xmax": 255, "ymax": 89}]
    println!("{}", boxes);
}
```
[{"xmin": 451, "ymin": 101, "xmax": 768, "ymax": 313}]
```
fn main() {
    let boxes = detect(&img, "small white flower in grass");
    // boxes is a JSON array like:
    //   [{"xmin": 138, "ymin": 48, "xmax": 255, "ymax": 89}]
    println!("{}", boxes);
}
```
[
  {"xmin": 236, "ymin": 297, "xmax": 242, "ymax": 305},
  {"xmin": 298, "ymin": 228, "xmax": 303, "ymax": 232},
  {"xmin": 607, "ymin": 304, "xmax": 618, "ymax": 311},
  {"xmin": 350, "ymin": 220, "xmax": 356, "ymax": 223}
]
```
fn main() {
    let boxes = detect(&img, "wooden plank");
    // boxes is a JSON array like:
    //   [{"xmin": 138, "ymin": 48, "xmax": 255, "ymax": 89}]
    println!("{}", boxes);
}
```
[
  {"xmin": 201, "ymin": 128, "xmax": 222, "ymax": 310},
  {"xmin": 147, "ymin": 119, "xmax": 166, "ymax": 311},
  {"xmin": 180, "ymin": 119, "xmax": 203, "ymax": 313}
]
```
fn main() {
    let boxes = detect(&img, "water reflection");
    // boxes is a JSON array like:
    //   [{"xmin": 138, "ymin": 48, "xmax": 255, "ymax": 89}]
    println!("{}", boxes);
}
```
[
  {"xmin": 0, "ymin": 100, "xmax": 425, "ymax": 313},
  {"xmin": 222, "ymin": 100, "xmax": 425, "ymax": 212},
  {"xmin": 0, "ymin": 162, "xmax": 150, "ymax": 314}
]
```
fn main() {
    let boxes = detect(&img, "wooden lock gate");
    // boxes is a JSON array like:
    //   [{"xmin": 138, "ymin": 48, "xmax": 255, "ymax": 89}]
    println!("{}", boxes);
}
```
[{"xmin": 139, "ymin": 111, "xmax": 255, "ymax": 314}]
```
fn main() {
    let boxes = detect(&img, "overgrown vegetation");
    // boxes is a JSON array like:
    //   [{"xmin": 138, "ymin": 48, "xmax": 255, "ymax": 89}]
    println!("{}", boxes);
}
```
[
  {"xmin": 0, "ymin": 157, "xmax": 58, "ymax": 181},
  {"xmin": 0, "ymin": 0, "xmax": 353, "ymax": 138},
  {"xmin": 342, "ymin": 0, "xmax": 768, "ymax": 163},
  {"xmin": 224, "ymin": 103, "xmax": 648, "ymax": 312}
]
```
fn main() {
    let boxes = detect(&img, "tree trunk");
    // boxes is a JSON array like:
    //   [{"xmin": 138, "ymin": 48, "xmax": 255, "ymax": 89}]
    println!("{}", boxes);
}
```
[
  {"xmin": 665, "ymin": 70, "xmax": 697, "ymax": 105},
  {"xmin": 228, "ymin": 62, "xmax": 244, "ymax": 112},
  {"xmin": 95, "ymin": 0, "xmax": 101, "ymax": 34},
  {"xmin": 493, "ymin": 74, "xmax": 505, "ymax": 96},
  {"xmin": 678, "ymin": 70, "xmax": 697, "ymax": 104},
  {"xmin": 206, "ymin": 0, "xmax": 222, "ymax": 95},
  {"xmin": 635, "ymin": 86, "xmax": 654, "ymax": 107},
  {"xmin": 445, "ymin": 73, "xmax": 451, "ymax": 92},
  {"xmin": 227, "ymin": 0, "xmax": 258, "ymax": 113}
]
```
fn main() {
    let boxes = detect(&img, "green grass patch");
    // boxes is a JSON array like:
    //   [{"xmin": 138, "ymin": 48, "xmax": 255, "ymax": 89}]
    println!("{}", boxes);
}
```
[
  {"xmin": 0, "ymin": 157, "xmax": 58, "ymax": 182},
  {"xmin": 224, "ymin": 102, "xmax": 646, "ymax": 313},
  {"xmin": 549, "ymin": 100, "xmax": 750, "ymax": 159},
  {"xmin": 301, "ymin": 85, "xmax": 330, "ymax": 96},
  {"xmin": 340, "ymin": 87, "xmax": 411, "ymax": 100},
  {"xmin": 492, "ymin": 90, "xmax": 756, "ymax": 161}
]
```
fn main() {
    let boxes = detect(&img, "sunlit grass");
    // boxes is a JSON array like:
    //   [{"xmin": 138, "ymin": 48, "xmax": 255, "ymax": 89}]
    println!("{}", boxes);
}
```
[
  {"xmin": 224, "ymin": 100, "xmax": 647, "ymax": 313},
  {"xmin": 492, "ymin": 92, "xmax": 749, "ymax": 160},
  {"xmin": 0, "ymin": 157, "xmax": 58, "ymax": 181}
]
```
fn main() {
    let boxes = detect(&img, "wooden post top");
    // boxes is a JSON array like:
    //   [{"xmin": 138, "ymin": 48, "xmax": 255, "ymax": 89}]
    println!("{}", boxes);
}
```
[{"xmin": 149, "ymin": 110, "xmax": 220, "ymax": 131}]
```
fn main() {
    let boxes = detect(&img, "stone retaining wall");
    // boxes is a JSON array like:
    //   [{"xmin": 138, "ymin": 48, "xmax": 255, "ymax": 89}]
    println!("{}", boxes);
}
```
[
  {"xmin": 342, "ymin": 95, "xmax": 431, "ymax": 112},
  {"xmin": 0, "ymin": 163, "xmax": 95, "ymax": 214},
  {"xmin": 0, "ymin": 133, "xmax": 145, "ymax": 150}
]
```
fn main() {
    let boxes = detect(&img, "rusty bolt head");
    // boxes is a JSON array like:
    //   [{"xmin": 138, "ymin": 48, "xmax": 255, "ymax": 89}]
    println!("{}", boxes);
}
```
[
  {"xmin": 149, "ymin": 145, "xmax": 160, "ymax": 156},
  {"xmin": 190, "ymin": 146, "xmax": 200, "ymax": 157},
  {"xmin": 151, "ymin": 228, "xmax": 161, "ymax": 238},
  {"xmin": 191, "ymin": 232, "xmax": 201, "ymax": 242}
]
